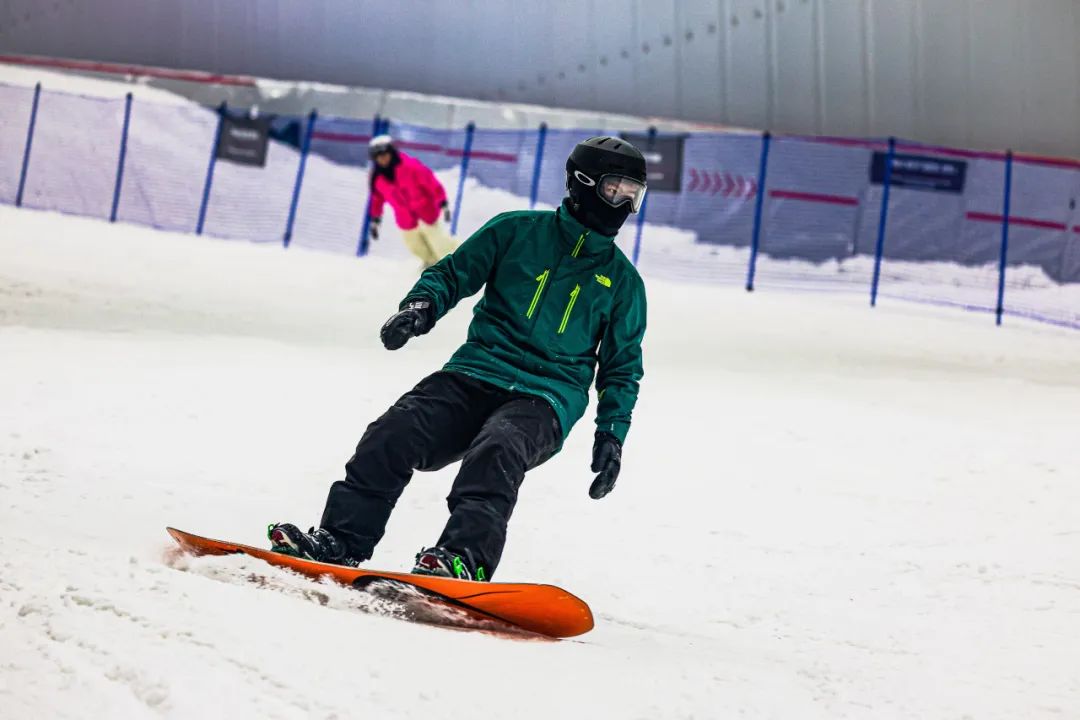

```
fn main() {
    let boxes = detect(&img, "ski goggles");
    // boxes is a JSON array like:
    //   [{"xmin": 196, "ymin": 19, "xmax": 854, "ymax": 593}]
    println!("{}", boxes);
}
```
[{"xmin": 574, "ymin": 170, "xmax": 647, "ymax": 213}]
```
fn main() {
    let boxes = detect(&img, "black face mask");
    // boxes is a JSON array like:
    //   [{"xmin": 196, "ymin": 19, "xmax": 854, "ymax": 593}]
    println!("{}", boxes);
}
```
[{"xmin": 567, "ymin": 175, "xmax": 633, "ymax": 236}]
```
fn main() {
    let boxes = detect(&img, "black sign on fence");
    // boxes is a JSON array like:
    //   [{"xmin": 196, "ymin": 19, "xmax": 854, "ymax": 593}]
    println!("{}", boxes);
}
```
[
  {"xmin": 871, "ymin": 152, "xmax": 967, "ymax": 193},
  {"xmin": 620, "ymin": 133, "xmax": 685, "ymax": 192},
  {"xmin": 217, "ymin": 114, "xmax": 271, "ymax": 167}
]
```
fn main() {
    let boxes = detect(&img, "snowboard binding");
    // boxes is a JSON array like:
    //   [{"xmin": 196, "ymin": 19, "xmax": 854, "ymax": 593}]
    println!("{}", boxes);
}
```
[
  {"xmin": 412, "ymin": 546, "xmax": 487, "ymax": 582},
  {"xmin": 268, "ymin": 523, "xmax": 361, "ymax": 568}
]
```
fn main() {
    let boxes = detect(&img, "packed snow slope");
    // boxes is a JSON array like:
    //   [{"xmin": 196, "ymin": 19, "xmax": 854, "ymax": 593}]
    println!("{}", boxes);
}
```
[{"xmin": 1, "ymin": 205, "xmax": 1079, "ymax": 719}]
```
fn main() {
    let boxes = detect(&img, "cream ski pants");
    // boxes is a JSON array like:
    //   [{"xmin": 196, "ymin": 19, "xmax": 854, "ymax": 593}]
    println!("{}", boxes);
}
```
[{"xmin": 402, "ymin": 220, "xmax": 457, "ymax": 267}]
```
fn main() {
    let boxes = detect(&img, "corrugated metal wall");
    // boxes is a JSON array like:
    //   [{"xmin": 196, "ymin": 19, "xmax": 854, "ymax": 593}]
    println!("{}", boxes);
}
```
[{"xmin": 1, "ymin": 0, "xmax": 1077, "ymax": 156}]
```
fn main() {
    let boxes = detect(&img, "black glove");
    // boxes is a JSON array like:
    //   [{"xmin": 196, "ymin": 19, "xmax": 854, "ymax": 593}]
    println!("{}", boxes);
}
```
[
  {"xmin": 441, "ymin": 201, "xmax": 451, "ymax": 225},
  {"xmin": 380, "ymin": 300, "xmax": 434, "ymax": 350},
  {"xmin": 589, "ymin": 432, "xmax": 622, "ymax": 499},
  {"xmin": 369, "ymin": 217, "xmax": 381, "ymax": 241}
]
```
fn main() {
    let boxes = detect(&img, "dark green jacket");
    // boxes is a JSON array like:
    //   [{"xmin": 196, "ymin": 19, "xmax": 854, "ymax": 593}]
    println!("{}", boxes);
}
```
[{"xmin": 402, "ymin": 201, "xmax": 647, "ymax": 445}]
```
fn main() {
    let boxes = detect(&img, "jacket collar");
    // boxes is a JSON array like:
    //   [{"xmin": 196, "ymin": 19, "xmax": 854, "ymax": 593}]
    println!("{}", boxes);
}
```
[{"xmin": 556, "ymin": 200, "xmax": 616, "ymax": 257}]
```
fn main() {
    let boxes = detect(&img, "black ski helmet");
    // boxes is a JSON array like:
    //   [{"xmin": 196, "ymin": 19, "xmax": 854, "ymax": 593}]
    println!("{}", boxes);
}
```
[{"xmin": 565, "ymin": 136, "xmax": 648, "ymax": 236}]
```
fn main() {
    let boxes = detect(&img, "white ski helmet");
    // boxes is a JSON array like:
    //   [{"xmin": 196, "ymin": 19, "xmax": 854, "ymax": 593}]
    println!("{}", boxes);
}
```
[{"xmin": 368, "ymin": 134, "xmax": 395, "ymax": 159}]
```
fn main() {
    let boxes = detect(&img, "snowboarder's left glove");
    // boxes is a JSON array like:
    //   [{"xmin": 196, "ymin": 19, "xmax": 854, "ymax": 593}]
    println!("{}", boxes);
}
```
[
  {"xmin": 589, "ymin": 432, "xmax": 622, "ymax": 499},
  {"xmin": 441, "ymin": 201, "xmax": 451, "ymax": 225},
  {"xmin": 380, "ymin": 300, "xmax": 434, "ymax": 350}
]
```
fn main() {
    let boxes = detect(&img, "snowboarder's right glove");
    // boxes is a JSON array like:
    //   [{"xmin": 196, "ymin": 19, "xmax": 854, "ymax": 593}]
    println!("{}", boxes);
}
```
[
  {"xmin": 589, "ymin": 432, "xmax": 622, "ymax": 499},
  {"xmin": 380, "ymin": 299, "xmax": 434, "ymax": 350},
  {"xmin": 369, "ymin": 216, "xmax": 381, "ymax": 241}
]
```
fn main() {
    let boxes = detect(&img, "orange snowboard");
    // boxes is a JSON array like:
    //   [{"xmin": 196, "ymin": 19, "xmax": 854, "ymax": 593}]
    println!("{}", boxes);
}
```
[{"xmin": 166, "ymin": 527, "xmax": 593, "ymax": 638}]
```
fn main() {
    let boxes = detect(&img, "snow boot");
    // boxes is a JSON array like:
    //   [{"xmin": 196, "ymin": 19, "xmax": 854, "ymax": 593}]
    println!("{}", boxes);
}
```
[
  {"xmin": 412, "ymin": 546, "xmax": 486, "ymax": 581},
  {"xmin": 268, "ymin": 523, "xmax": 360, "ymax": 568}
]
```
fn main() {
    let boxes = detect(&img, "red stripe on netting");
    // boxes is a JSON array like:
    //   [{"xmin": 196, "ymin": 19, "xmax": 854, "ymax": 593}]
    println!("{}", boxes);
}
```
[
  {"xmin": 309, "ymin": 133, "xmax": 517, "ymax": 163},
  {"xmin": 965, "ymin": 212, "xmax": 1068, "ymax": 231},
  {"xmin": 1074, "ymin": 226, "xmax": 1080, "ymax": 234},
  {"xmin": 895, "ymin": 143, "xmax": 1006, "ymax": 162},
  {"xmin": 395, "ymin": 141, "xmax": 518, "ymax": 163},
  {"xmin": 780, "ymin": 134, "xmax": 1080, "ymax": 170},
  {"xmin": 769, "ymin": 189, "xmax": 860, "ymax": 206},
  {"xmin": 780, "ymin": 135, "xmax": 887, "ymax": 151},
  {"xmin": 312, "ymin": 131, "xmax": 372, "ymax": 144},
  {"xmin": 0, "ymin": 53, "xmax": 256, "ymax": 87},
  {"xmin": 446, "ymin": 149, "xmax": 518, "ymax": 163},
  {"xmin": 1011, "ymin": 152, "xmax": 1080, "ymax": 171},
  {"xmin": 893, "ymin": 143, "xmax": 1080, "ymax": 170},
  {"xmin": 396, "ymin": 141, "xmax": 446, "ymax": 153}
]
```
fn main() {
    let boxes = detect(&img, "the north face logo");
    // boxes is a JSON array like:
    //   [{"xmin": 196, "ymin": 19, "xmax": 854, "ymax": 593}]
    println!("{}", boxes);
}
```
[{"xmin": 595, "ymin": 274, "xmax": 612, "ymax": 288}]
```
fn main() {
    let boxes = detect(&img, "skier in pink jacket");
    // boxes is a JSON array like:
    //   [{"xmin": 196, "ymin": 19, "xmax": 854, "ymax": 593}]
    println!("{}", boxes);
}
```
[{"xmin": 368, "ymin": 135, "xmax": 457, "ymax": 266}]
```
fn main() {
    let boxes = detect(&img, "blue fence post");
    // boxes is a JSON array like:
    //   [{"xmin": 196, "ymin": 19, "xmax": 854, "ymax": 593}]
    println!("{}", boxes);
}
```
[
  {"xmin": 870, "ymin": 136, "xmax": 896, "ymax": 306},
  {"xmin": 745, "ymin": 131, "xmax": 772, "ymax": 291},
  {"xmin": 995, "ymin": 150, "xmax": 1014, "ymax": 326},
  {"xmin": 451, "ymin": 122, "xmax": 475, "ymax": 236},
  {"xmin": 357, "ymin": 115, "xmax": 383, "ymax": 257},
  {"xmin": 284, "ymin": 109, "xmax": 317, "ymax": 248},
  {"xmin": 109, "ymin": 92, "xmax": 134, "ymax": 223},
  {"xmin": 529, "ymin": 122, "xmax": 548, "ymax": 209},
  {"xmin": 15, "ymin": 82, "xmax": 42, "ymax": 208},
  {"xmin": 631, "ymin": 126, "xmax": 657, "ymax": 267},
  {"xmin": 196, "ymin": 101, "xmax": 226, "ymax": 235}
]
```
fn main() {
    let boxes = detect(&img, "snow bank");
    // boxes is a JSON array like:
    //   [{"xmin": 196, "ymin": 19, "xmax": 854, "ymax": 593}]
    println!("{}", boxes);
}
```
[
  {"xmin": 0, "ymin": 62, "xmax": 191, "ymax": 104},
  {"xmin": 2, "ymin": 204, "xmax": 1079, "ymax": 719}
]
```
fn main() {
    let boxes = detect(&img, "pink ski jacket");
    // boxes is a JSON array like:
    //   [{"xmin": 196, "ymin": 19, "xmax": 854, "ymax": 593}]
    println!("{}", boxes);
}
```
[{"xmin": 370, "ymin": 152, "xmax": 449, "ymax": 230}]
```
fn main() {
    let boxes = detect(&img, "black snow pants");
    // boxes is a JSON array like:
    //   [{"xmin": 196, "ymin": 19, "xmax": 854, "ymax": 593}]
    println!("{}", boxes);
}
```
[{"xmin": 320, "ymin": 371, "xmax": 562, "ymax": 577}]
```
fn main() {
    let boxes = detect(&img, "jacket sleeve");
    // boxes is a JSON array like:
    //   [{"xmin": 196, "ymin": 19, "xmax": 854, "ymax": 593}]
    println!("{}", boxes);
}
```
[
  {"xmin": 595, "ymin": 273, "xmax": 647, "ymax": 444},
  {"xmin": 369, "ymin": 181, "xmax": 385, "ymax": 221},
  {"xmin": 401, "ymin": 212, "xmax": 513, "ymax": 318},
  {"xmin": 416, "ymin": 161, "xmax": 448, "ymax": 207}
]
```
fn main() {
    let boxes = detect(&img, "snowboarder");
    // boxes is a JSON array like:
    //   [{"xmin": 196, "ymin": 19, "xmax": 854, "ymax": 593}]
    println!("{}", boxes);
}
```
[
  {"xmin": 270, "ymin": 136, "xmax": 648, "ymax": 581},
  {"xmin": 366, "ymin": 134, "xmax": 457, "ymax": 267}
]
